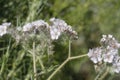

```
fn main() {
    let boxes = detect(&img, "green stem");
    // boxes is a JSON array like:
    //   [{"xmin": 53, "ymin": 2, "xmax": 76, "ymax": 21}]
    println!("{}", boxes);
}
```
[
  {"xmin": 47, "ymin": 54, "xmax": 87, "ymax": 80},
  {"xmin": 99, "ymin": 67, "xmax": 109, "ymax": 80},
  {"xmin": 47, "ymin": 40, "xmax": 87, "ymax": 80},
  {"xmin": 0, "ymin": 46, "xmax": 9, "ymax": 75},
  {"xmin": 32, "ymin": 42, "xmax": 37, "ymax": 80},
  {"xmin": 38, "ymin": 57, "xmax": 45, "ymax": 70},
  {"xmin": 47, "ymin": 58, "xmax": 69, "ymax": 80},
  {"xmin": 94, "ymin": 64, "xmax": 107, "ymax": 80},
  {"xmin": 69, "ymin": 54, "xmax": 87, "ymax": 60},
  {"xmin": 68, "ymin": 40, "xmax": 71, "ymax": 58}
]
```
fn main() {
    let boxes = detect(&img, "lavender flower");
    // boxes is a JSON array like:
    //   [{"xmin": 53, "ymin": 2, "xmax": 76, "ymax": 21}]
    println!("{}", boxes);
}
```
[
  {"xmin": 103, "ymin": 52, "xmax": 114, "ymax": 63},
  {"xmin": 87, "ymin": 47, "xmax": 102, "ymax": 63},
  {"xmin": 23, "ymin": 23, "xmax": 33, "ymax": 32},
  {"xmin": 23, "ymin": 20, "xmax": 49, "ymax": 32},
  {"xmin": 50, "ymin": 26, "xmax": 61, "ymax": 40},
  {"xmin": 100, "ymin": 34, "xmax": 120, "ymax": 49},
  {"xmin": 88, "ymin": 34, "xmax": 120, "ymax": 73},
  {"xmin": 50, "ymin": 17, "xmax": 67, "ymax": 32},
  {"xmin": 112, "ymin": 63, "xmax": 120, "ymax": 73},
  {"xmin": 31, "ymin": 20, "xmax": 49, "ymax": 30},
  {"xmin": 111, "ymin": 56, "xmax": 120, "ymax": 73},
  {"xmin": 0, "ymin": 18, "xmax": 77, "ymax": 40},
  {"xmin": 49, "ymin": 18, "xmax": 78, "ymax": 40},
  {"xmin": 2, "ymin": 22, "xmax": 11, "ymax": 27},
  {"xmin": 103, "ymin": 46, "xmax": 118, "ymax": 63}
]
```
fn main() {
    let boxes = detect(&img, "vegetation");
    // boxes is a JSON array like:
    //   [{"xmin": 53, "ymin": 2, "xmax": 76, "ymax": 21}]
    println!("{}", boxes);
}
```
[{"xmin": 0, "ymin": 0, "xmax": 120, "ymax": 80}]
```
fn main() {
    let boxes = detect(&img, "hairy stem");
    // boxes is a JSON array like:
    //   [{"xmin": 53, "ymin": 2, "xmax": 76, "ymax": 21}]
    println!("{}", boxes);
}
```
[
  {"xmin": 47, "ymin": 58, "xmax": 69, "ymax": 80},
  {"xmin": 47, "ymin": 40, "xmax": 87, "ymax": 80},
  {"xmin": 68, "ymin": 40, "xmax": 71, "ymax": 58},
  {"xmin": 32, "ymin": 42, "xmax": 37, "ymax": 80},
  {"xmin": 94, "ymin": 64, "xmax": 107, "ymax": 80},
  {"xmin": 99, "ymin": 67, "xmax": 109, "ymax": 80},
  {"xmin": 38, "ymin": 57, "xmax": 45, "ymax": 70},
  {"xmin": 69, "ymin": 54, "xmax": 87, "ymax": 60}
]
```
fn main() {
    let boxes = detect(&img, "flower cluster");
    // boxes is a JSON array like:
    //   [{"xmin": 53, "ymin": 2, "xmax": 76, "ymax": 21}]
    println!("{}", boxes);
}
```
[
  {"xmin": 22, "ymin": 18, "xmax": 78, "ymax": 40},
  {"xmin": 88, "ymin": 34, "xmax": 120, "ymax": 73},
  {"xmin": 0, "ymin": 18, "xmax": 78, "ymax": 41},
  {"xmin": 49, "ymin": 18, "xmax": 78, "ymax": 40},
  {"xmin": 23, "ymin": 20, "xmax": 49, "ymax": 32},
  {"xmin": 0, "ymin": 22, "xmax": 11, "ymax": 36}
]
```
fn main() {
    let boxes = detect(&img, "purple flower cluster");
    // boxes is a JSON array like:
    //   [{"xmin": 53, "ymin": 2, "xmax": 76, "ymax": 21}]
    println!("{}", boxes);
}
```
[
  {"xmin": 49, "ymin": 18, "xmax": 78, "ymax": 40},
  {"xmin": 88, "ymin": 35, "xmax": 120, "ymax": 73},
  {"xmin": 23, "ymin": 20, "xmax": 49, "ymax": 32},
  {"xmin": 22, "ymin": 18, "xmax": 78, "ymax": 40},
  {"xmin": 0, "ymin": 18, "xmax": 78, "ymax": 44}
]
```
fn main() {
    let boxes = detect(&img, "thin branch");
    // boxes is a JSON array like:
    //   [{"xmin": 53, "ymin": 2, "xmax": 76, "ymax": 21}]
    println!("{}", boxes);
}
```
[
  {"xmin": 47, "ymin": 58, "xmax": 69, "ymax": 80},
  {"xmin": 69, "ymin": 54, "xmax": 87, "ymax": 60},
  {"xmin": 47, "ymin": 54, "xmax": 87, "ymax": 80},
  {"xmin": 47, "ymin": 40, "xmax": 88, "ymax": 80}
]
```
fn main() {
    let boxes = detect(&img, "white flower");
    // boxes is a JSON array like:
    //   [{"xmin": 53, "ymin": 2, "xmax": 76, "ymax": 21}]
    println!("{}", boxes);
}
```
[
  {"xmin": 2, "ymin": 22, "xmax": 11, "ymax": 27},
  {"xmin": 50, "ymin": 26, "xmax": 61, "ymax": 40},
  {"xmin": 87, "ymin": 47, "xmax": 102, "ymax": 63},
  {"xmin": 49, "ymin": 17, "xmax": 55, "ymax": 22},
  {"xmin": 23, "ymin": 20, "xmax": 49, "ymax": 33},
  {"xmin": 16, "ymin": 26, "xmax": 22, "ymax": 31},
  {"xmin": 23, "ymin": 23, "xmax": 33, "ymax": 32},
  {"xmin": 102, "ymin": 45, "xmax": 118, "ymax": 63},
  {"xmin": 50, "ymin": 17, "xmax": 67, "ymax": 32},
  {"xmin": 100, "ymin": 35, "xmax": 107, "ymax": 42},
  {"xmin": 49, "ymin": 18, "xmax": 78, "ymax": 40},
  {"xmin": 103, "ymin": 52, "xmax": 114, "ymax": 63},
  {"xmin": 108, "ymin": 34, "xmax": 113, "ymax": 39},
  {"xmin": 0, "ymin": 22, "xmax": 11, "ymax": 36},
  {"xmin": 88, "ymin": 34, "xmax": 120, "ymax": 74},
  {"xmin": 0, "ymin": 25, "xmax": 7, "ymax": 36},
  {"xmin": 100, "ymin": 34, "xmax": 120, "ymax": 49},
  {"xmin": 31, "ymin": 20, "xmax": 49, "ymax": 30},
  {"xmin": 116, "ymin": 43, "xmax": 120, "ymax": 48},
  {"xmin": 112, "ymin": 62, "xmax": 120, "ymax": 73}
]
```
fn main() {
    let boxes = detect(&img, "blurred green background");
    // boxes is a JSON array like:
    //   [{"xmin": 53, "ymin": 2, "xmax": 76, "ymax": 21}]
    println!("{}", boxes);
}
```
[{"xmin": 0, "ymin": 0, "xmax": 120, "ymax": 80}]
